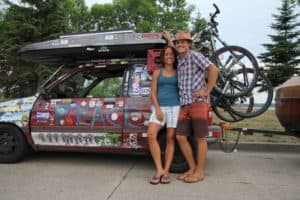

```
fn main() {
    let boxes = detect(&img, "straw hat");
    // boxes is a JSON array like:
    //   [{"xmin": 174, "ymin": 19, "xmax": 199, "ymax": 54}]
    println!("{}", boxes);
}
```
[{"xmin": 173, "ymin": 31, "xmax": 193, "ymax": 42}]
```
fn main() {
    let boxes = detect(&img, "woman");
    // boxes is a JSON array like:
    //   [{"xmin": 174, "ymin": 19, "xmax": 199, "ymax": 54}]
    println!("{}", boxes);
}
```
[{"xmin": 147, "ymin": 46, "xmax": 180, "ymax": 184}]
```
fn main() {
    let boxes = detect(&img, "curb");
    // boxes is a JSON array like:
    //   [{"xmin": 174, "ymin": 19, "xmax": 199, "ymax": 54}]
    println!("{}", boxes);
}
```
[{"xmin": 209, "ymin": 142, "xmax": 300, "ymax": 153}]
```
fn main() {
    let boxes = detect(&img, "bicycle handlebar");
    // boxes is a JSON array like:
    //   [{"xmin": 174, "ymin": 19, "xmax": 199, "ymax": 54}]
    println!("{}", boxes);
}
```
[
  {"xmin": 213, "ymin": 3, "xmax": 220, "ymax": 15},
  {"xmin": 210, "ymin": 3, "xmax": 220, "ymax": 28}
]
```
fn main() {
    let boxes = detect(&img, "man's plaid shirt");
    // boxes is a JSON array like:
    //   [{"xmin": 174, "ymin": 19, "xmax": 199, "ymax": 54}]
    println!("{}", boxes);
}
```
[{"xmin": 177, "ymin": 50, "xmax": 212, "ymax": 106}]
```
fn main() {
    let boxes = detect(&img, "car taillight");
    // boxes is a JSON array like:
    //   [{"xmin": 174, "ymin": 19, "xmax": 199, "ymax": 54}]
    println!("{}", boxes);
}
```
[
  {"xmin": 212, "ymin": 131, "xmax": 221, "ymax": 138},
  {"xmin": 207, "ymin": 107, "xmax": 213, "ymax": 125}
]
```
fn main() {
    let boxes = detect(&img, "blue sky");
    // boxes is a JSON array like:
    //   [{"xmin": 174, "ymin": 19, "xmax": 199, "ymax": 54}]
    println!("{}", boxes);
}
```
[{"xmin": 86, "ymin": 0, "xmax": 299, "ymax": 61}]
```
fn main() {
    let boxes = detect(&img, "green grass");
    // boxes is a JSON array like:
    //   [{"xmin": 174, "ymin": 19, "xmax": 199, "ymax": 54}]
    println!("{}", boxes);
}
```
[{"xmin": 213, "ymin": 109, "xmax": 300, "ymax": 144}]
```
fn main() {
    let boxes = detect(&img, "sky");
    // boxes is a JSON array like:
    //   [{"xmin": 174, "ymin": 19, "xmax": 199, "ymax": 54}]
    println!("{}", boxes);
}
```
[
  {"xmin": 85, "ymin": 0, "xmax": 299, "ymax": 60},
  {"xmin": 85, "ymin": 0, "xmax": 300, "ymax": 104},
  {"xmin": 4, "ymin": 0, "xmax": 298, "ymax": 59}
]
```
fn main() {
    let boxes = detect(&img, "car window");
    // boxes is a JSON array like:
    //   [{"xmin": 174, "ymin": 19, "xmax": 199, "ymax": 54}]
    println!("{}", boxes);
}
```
[
  {"xmin": 88, "ymin": 77, "xmax": 123, "ymax": 97},
  {"xmin": 49, "ymin": 70, "xmax": 98, "ymax": 98}
]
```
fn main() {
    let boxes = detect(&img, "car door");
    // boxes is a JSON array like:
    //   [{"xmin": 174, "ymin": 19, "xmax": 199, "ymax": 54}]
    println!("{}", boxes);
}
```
[
  {"xmin": 123, "ymin": 64, "xmax": 152, "ymax": 133},
  {"xmin": 30, "ymin": 67, "xmax": 124, "ymax": 148}
]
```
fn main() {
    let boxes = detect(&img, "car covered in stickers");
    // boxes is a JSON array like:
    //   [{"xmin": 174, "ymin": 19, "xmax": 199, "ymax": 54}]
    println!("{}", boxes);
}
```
[{"xmin": 0, "ymin": 30, "xmax": 221, "ymax": 172}]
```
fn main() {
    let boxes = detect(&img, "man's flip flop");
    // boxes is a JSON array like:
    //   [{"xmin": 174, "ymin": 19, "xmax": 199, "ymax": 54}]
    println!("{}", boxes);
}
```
[
  {"xmin": 183, "ymin": 176, "xmax": 204, "ymax": 183},
  {"xmin": 149, "ymin": 176, "xmax": 161, "ymax": 185},
  {"xmin": 176, "ymin": 173, "xmax": 192, "ymax": 181}
]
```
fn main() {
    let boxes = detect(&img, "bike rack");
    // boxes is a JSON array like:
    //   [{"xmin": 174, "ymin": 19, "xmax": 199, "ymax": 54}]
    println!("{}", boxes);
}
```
[{"xmin": 217, "ymin": 123, "xmax": 300, "ymax": 153}]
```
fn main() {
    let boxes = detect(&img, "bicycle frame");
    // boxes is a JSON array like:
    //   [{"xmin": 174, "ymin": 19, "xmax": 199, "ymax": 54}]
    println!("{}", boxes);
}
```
[{"xmin": 207, "ymin": 23, "xmax": 226, "ymax": 54}]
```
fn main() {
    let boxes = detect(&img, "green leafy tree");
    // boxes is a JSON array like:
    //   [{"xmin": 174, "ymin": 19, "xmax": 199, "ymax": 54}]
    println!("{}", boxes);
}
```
[
  {"xmin": 0, "ymin": 0, "xmax": 95, "ymax": 99},
  {"xmin": 88, "ymin": 0, "xmax": 195, "ymax": 94},
  {"xmin": 0, "ymin": 10, "xmax": 5, "ymax": 47},
  {"xmin": 0, "ymin": 0, "xmax": 195, "ymax": 99},
  {"xmin": 69, "ymin": 0, "xmax": 93, "ymax": 32},
  {"xmin": 90, "ymin": 78, "xmax": 122, "ymax": 97},
  {"xmin": 258, "ymin": 0, "xmax": 300, "ymax": 87},
  {"xmin": 190, "ymin": 12, "xmax": 207, "ymax": 35},
  {"xmin": 90, "ymin": 3, "xmax": 117, "ymax": 30},
  {"xmin": 1, "ymin": 0, "xmax": 75, "ymax": 51},
  {"xmin": 90, "ymin": 0, "xmax": 193, "ymax": 32},
  {"xmin": 190, "ymin": 12, "xmax": 210, "ymax": 55},
  {"xmin": 0, "ymin": 0, "xmax": 92, "ymax": 50},
  {"xmin": 112, "ymin": 0, "xmax": 159, "ymax": 32},
  {"xmin": 157, "ymin": 0, "xmax": 194, "ymax": 32}
]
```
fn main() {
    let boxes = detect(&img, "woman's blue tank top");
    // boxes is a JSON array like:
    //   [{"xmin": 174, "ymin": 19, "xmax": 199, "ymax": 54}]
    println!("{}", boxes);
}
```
[{"xmin": 157, "ymin": 69, "xmax": 180, "ymax": 106}]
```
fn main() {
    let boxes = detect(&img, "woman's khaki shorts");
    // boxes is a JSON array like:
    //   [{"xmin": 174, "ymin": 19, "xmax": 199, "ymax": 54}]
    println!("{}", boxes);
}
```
[{"xmin": 176, "ymin": 101, "xmax": 209, "ymax": 138}]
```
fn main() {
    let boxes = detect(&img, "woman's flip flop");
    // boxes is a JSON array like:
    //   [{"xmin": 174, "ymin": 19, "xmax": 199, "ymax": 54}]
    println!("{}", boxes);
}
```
[
  {"xmin": 149, "ymin": 176, "xmax": 161, "ymax": 185},
  {"xmin": 160, "ymin": 175, "xmax": 171, "ymax": 184}
]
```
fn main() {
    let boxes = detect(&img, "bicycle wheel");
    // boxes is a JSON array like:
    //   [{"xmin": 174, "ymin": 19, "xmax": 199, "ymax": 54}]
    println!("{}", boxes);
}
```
[
  {"xmin": 228, "ymin": 71, "xmax": 274, "ymax": 118},
  {"xmin": 212, "ymin": 45, "xmax": 259, "ymax": 98},
  {"xmin": 211, "ymin": 94, "xmax": 245, "ymax": 122}
]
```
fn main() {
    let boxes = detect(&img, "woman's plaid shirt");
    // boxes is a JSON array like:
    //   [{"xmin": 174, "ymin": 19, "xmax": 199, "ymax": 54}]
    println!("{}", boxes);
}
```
[{"xmin": 177, "ymin": 50, "xmax": 212, "ymax": 106}]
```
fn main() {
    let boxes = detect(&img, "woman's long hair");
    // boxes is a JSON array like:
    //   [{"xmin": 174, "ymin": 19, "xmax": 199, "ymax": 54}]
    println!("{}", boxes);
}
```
[{"xmin": 159, "ymin": 46, "xmax": 178, "ymax": 69}]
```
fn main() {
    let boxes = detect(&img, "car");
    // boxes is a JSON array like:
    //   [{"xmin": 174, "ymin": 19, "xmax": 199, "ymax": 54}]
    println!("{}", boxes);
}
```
[{"xmin": 0, "ymin": 30, "xmax": 222, "ymax": 172}]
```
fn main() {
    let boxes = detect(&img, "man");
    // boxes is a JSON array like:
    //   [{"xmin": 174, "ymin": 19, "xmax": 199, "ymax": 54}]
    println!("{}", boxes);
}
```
[{"xmin": 163, "ymin": 31, "xmax": 218, "ymax": 183}]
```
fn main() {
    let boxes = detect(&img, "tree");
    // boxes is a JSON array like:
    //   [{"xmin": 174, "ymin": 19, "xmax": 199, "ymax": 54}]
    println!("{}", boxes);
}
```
[
  {"xmin": 90, "ymin": 0, "xmax": 194, "ymax": 32},
  {"xmin": 190, "ymin": 11, "xmax": 209, "ymax": 44},
  {"xmin": 0, "ymin": 0, "xmax": 80, "ymax": 99},
  {"xmin": 0, "ymin": 0, "xmax": 196, "ymax": 99},
  {"xmin": 157, "ymin": 0, "xmax": 194, "ymax": 32},
  {"xmin": 112, "ymin": 0, "xmax": 160, "ymax": 32},
  {"xmin": 190, "ymin": 12, "xmax": 207, "ymax": 35},
  {"xmin": 90, "ymin": 78, "xmax": 122, "ymax": 97},
  {"xmin": 0, "ymin": 0, "xmax": 93, "ymax": 51},
  {"xmin": 0, "ymin": 9, "xmax": 5, "ymax": 46},
  {"xmin": 258, "ymin": 0, "xmax": 300, "ymax": 87},
  {"xmin": 1, "ymin": 0, "xmax": 76, "ymax": 51},
  {"xmin": 90, "ymin": 3, "xmax": 117, "ymax": 30},
  {"xmin": 69, "ymin": 0, "xmax": 93, "ymax": 32}
]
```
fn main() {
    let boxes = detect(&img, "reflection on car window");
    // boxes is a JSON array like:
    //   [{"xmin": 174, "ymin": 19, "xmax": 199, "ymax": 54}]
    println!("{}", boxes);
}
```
[
  {"xmin": 50, "ymin": 70, "xmax": 97, "ymax": 98},
  {"xmin": 89, "ymin": 77, "xmax": 122, "ymax": 97}
]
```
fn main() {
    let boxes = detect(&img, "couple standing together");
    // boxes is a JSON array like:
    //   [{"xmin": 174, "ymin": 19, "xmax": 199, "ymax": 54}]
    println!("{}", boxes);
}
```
[{"xmin": 147, "ymin": 31, "xmax": 218, "ymax": 184}]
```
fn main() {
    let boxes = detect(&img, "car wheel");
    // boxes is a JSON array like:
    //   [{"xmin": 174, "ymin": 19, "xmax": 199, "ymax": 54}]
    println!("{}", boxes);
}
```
[
  {"xmin": 0, "ymin": 124, "xmax": 28, "ymax": 163},
  {"xmin": 158, "ymin": 134, "xmax": 197, "ymax": 173}
]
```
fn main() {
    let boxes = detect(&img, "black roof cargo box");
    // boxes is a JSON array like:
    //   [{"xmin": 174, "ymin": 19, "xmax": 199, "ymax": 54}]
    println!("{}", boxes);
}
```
[{"xmin": 18, "ymin": 30, "xmax": 166, "ymax": 64}]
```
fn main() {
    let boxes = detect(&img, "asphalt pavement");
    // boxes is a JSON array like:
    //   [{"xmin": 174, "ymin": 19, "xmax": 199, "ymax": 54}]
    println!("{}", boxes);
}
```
[{"xmin": 0, "ymin": 149, "xmax": 299, "ymax": 200}]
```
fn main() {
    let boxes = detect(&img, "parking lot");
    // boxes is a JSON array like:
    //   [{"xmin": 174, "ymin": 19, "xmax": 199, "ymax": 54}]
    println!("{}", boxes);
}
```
[{"xmin": 0, "ymin": 150, "xmax": 299, "ymax": 200}]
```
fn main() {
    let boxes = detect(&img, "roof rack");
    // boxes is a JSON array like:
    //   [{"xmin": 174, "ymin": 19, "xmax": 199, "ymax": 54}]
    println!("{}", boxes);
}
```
[
  {"xmin": 59, "ymin": 29, "xmax": 134, "ymax": 39},
  {"xmin": 79, "ymin": 58, "xmax": 147, "ymax": 67}
]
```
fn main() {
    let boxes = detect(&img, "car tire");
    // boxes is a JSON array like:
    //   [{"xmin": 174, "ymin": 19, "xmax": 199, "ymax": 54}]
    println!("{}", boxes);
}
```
[
  {"xmin": 158, "ymin": 134, "xmax": 197, "ymax": 173},
  {"xmin": 0, "ymin": 124, "xmax": 28, "ymax": 163}
]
